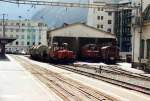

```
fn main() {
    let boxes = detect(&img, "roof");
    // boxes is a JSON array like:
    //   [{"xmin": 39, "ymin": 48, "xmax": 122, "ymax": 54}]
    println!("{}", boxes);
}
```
[
  {"xmin": 0, "ymin": 37, "xmax": 16, "ymax": 44},
  {"xmin": 47, "ymin": 23, "xmax": 115, "ymax": 38}
]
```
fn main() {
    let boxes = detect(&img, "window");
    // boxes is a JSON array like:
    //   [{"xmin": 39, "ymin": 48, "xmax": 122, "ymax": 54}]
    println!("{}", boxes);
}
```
[
  {"xmin": 16, "ymin": 35, "xmax": 19, "ymax": 38},
  {"xmin": 22, "ymin": 23, "xmax": 25, "ymax": 26},
  {"xmin": 101, "ymin": 16, "xmax": 103, "ymax": 20},
  {"xmin": 27, "ymin": 35, "xmax": 30, "ymax": 39},
  {"xmin": 101, "ymin": 8, "xmax": 103, "ymax": 11},
  {"xmin": 38, "ymin": 23, "xmax": 43, "ymax": 27},
  {"xmin": 0, "ymin": 28, "xmax": 2, "ymax": 32},
  {"xmin": 107, "ymin": 28, "xmax": 111, "ymax": 33},
  {"xmin": 141, "ymin": 40, "xmax": 145, "ymax": 58},
  {"xmin": 97, "ymin": 8, "xmax": 100, "ymax": 11},
  {"xmin": 16, "ymin": 29, "xmax": 19, "ymax": 32},
  {"xmin": 45, "ymin": 24, "xmax": 47, "ymax": 27},
  {"xmin": 16, "ymin": 41, "xmax": 19, "ymax": 45},
  {"xmin": 33, "ymin": 42, "xmax": 35, "ymax": 45},
  {"xmin": 101, "ymin": 25, "xmax": 103, "ymax": 28},
  {"xmin": 27, "ymin": 42, "xmax": 30, "ymax": 45},
  {"xmin": 10, "ymin": 35, "xmax": 13, "ymax": 38},
  {"xmin": 108, "ymin": 12, "xmax": 112, "ymax": 16},
  {"xmin": 108, "ymin": 20, "xmax": 112, "ymax": 24},
  {"xmin": 97, "ymin": 16, "xmax": 100, "ymax": 20},
  {"xmin": 22, "ymin": 29, "xmax": 25, "ymax": 32},
  {"xmin": 0, "ymin": 22, "xmax": 2, "ymax": 26},
  {"xmin": 16, "ymin": 23, "xmax": 20, "ymax": 26},
  {"xmin": 27, "ymin": 29, "xmax": 31, "ymax": 32},
  {"xmin": 11, "ymin": 29, "xmax": 13, "ymax": 32},
  {"xmin": 97, "ymin": 24, "xmax": 100, "ymax": 28},
  {"xmin": 27, "ymin": 23, "xmax": 31, "ymax": 26},
  {"xmin": 38, "ymin": 42, "xmax": 41, "ymax": 45},
  {"xmin": 32, "ymin": 29, "xmax": 36, "ymax": 32}
]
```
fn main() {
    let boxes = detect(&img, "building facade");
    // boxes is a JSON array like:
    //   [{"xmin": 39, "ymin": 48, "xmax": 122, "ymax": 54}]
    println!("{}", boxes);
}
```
[
  {"xmin": 114, "ymin": 1, "xmax": 132, "ymax": 52},
  {"xmin": 0, "ymin": 19, "xmax": 48, "ymax": 54},
  {"xmin": 87, "ymin": 0, "xmax": 133, "ymax": 53},
  {"xmin": 87, "ymin": 0, "xmax": 115, "ymax": 34},
  {"xmin": 132, "ymin": 4, "xmax": 150, "ymax": 65}
]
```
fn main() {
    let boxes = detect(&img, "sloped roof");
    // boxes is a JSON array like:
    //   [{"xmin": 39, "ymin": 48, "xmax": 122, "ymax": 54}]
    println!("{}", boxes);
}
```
[{"xmin": 48, "ymin": 23, "xmax": 115, "ymax": 37}]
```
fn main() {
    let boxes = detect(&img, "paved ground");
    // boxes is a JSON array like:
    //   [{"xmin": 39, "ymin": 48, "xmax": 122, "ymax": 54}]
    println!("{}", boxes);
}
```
[
  {"xmin": 0, "ymin": 55, "xmax": 62, "ymax": 101},
  {"xmin": 1, "ymin": 54, "xmax": 150, "ymax": 101},
  {"xmin": 19, "ymin": 55, "xmax": 150, "ymax": 101}
]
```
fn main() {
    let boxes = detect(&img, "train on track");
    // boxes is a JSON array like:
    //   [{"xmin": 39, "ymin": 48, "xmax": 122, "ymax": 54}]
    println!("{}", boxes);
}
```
[
  {"xmin": 80, "ymin": 44, "xmax": 120, "ymax": 63},
  {"xmin": 29, "ymin": 42, "xmax": 120, "ymax": 64},
  {"xmin": 29, "ymin": 43, "xmax": 76, "ymax": 63}
]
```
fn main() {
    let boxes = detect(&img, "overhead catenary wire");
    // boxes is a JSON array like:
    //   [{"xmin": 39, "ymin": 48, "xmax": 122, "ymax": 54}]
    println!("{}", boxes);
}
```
[{"xmin": 0, "ymin": 0, "xmax": 139, "ymax": 9}]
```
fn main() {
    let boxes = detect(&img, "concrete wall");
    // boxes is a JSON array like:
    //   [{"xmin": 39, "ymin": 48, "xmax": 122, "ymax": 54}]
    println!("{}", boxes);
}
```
[{"xmin": 132, "ymin": 22, "xmax": 150, "ymax": 63}]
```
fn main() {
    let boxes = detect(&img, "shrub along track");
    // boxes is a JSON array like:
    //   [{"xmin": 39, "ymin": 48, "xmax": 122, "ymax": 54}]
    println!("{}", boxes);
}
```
[{"xmin": 12, "ymin": 55, "xmax": 118, "ymax": 101}]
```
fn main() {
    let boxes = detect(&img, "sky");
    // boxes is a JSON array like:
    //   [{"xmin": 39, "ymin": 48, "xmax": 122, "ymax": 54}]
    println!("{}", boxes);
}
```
[
  {"xmin": 0, "ymin": 0, "xmax": 88, "ymax": 20},
  {"xmin": 0, "ymin": 1, "xmax": 44, "ymax": 20},
  {"xmin": 0, "ymin": 0, "xmax": 125, "ymax": 20}
]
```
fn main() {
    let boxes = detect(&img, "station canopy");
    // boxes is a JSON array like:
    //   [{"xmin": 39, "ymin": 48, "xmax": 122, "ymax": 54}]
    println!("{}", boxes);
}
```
[{"xmin": 0, "ymin": 37, "xmax": 16, "ymax": 45}]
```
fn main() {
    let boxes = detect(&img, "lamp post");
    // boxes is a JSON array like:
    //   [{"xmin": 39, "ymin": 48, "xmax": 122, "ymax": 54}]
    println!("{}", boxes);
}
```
[{"xmin": 2, "ymin": 13, "xmax": 6, "ymax": 38}]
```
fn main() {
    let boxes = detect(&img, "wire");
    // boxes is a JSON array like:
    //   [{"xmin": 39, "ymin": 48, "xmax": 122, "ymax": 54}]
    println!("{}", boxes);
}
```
[{"xmin": 0, "ymin": 0, "xmax": 138, "ymax": 9}]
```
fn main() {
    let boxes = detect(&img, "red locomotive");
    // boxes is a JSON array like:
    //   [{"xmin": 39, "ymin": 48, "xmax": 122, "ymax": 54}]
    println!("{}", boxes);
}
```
[
  {"xmin": 29, "ymin": 43, "xmax": 76, "ymax": 63},
  {"xmin": 48, "ymin": 43, "xmax": 76, "ymax": 62},
  {"xmin": 101, "ymin": 45, "xmax": 120, "ymax": 63},
  {"xmin": 29, "ymin": 42, "xmax": 120, "ymax": 64},
  {"xmin": 80, "ymin": 43, "xmax": 120, "ymax": 63},
  {"xmin": 81, "ymin": 44, "xmax": 100, "ymax": 61}
]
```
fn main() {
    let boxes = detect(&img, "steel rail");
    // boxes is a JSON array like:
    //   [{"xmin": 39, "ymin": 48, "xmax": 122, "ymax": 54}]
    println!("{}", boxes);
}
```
[
  {"xmin": 53, "ymin": 64, "xmax": 150, "ymax": 95},
  {"xmin": 13, "ymin": 55, "xmax": 116, "ymax": 101}
]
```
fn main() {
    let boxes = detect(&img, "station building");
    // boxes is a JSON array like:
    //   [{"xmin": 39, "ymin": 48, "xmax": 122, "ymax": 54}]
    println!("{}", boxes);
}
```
[
  {"xmin": 0, "ymin": 19, "xmax": 48, "ymax": 54},
  {"xmin": 47, "ymin": 23, "xmax": 116, "ymax": 57},
  {"xmin": 132, "ymin": 4, "xmax": 150, "ymax": 71}
]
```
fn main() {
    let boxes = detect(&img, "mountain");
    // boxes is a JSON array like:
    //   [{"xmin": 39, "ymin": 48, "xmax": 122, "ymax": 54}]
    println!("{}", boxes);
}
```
[{"xmin": 32, "ymin": 0, "xmax": 122, "ymax": 28}]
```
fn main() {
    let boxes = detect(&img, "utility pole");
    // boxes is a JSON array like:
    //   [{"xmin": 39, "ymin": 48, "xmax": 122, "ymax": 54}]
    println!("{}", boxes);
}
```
[
  {"xmin": 2, "ymin": 13, "xmax": 6, "ymax": 37},
  {"xmin": 139, "ymin": 0, "xmax": 143, "ymax": 65}
]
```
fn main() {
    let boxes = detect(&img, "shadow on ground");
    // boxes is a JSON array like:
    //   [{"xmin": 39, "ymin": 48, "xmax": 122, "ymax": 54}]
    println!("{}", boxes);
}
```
[{"xmin": 0, "ymin": 55, "xmax": 10, "ymax": 61}]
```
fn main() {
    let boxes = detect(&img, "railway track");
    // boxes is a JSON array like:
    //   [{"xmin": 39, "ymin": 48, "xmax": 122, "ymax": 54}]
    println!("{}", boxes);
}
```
[
  {"xmin": 72, "ymin": 63, "xmax": 150, "ymax": 80},
  {"xmin": 12, "ymin": 55, "xmax": 117, "ymax": 101},
  {"xmin": 52, "ymin": 64, "xmax": 150, "ymax": 95}
]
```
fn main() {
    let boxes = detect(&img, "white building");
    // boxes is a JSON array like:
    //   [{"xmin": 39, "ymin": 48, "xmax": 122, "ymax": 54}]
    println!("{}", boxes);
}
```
[
  {"xmin": 0, "ymin": 19, "xmax": 48, "ymax": 54},
  {"xmin": 132, "ymin": 1, "xmax": 150, "ymax": 69},
  {"xmin": 87, "ymin": 0, "xmax": 115, "ymax": 34}
]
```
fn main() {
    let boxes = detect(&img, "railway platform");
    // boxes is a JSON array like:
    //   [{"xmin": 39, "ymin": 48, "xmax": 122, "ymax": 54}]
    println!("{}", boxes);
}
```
[
  {"xmin": 19, "ymin": 55, "xmax": 150, "ymax": 101},
  {"xmin": 0, "ymin": 55, "xmax": 62, "ymax": 101},
  {"xmin": 1, "ymin": 54, "xmax": 150, "ymax": 101}
]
